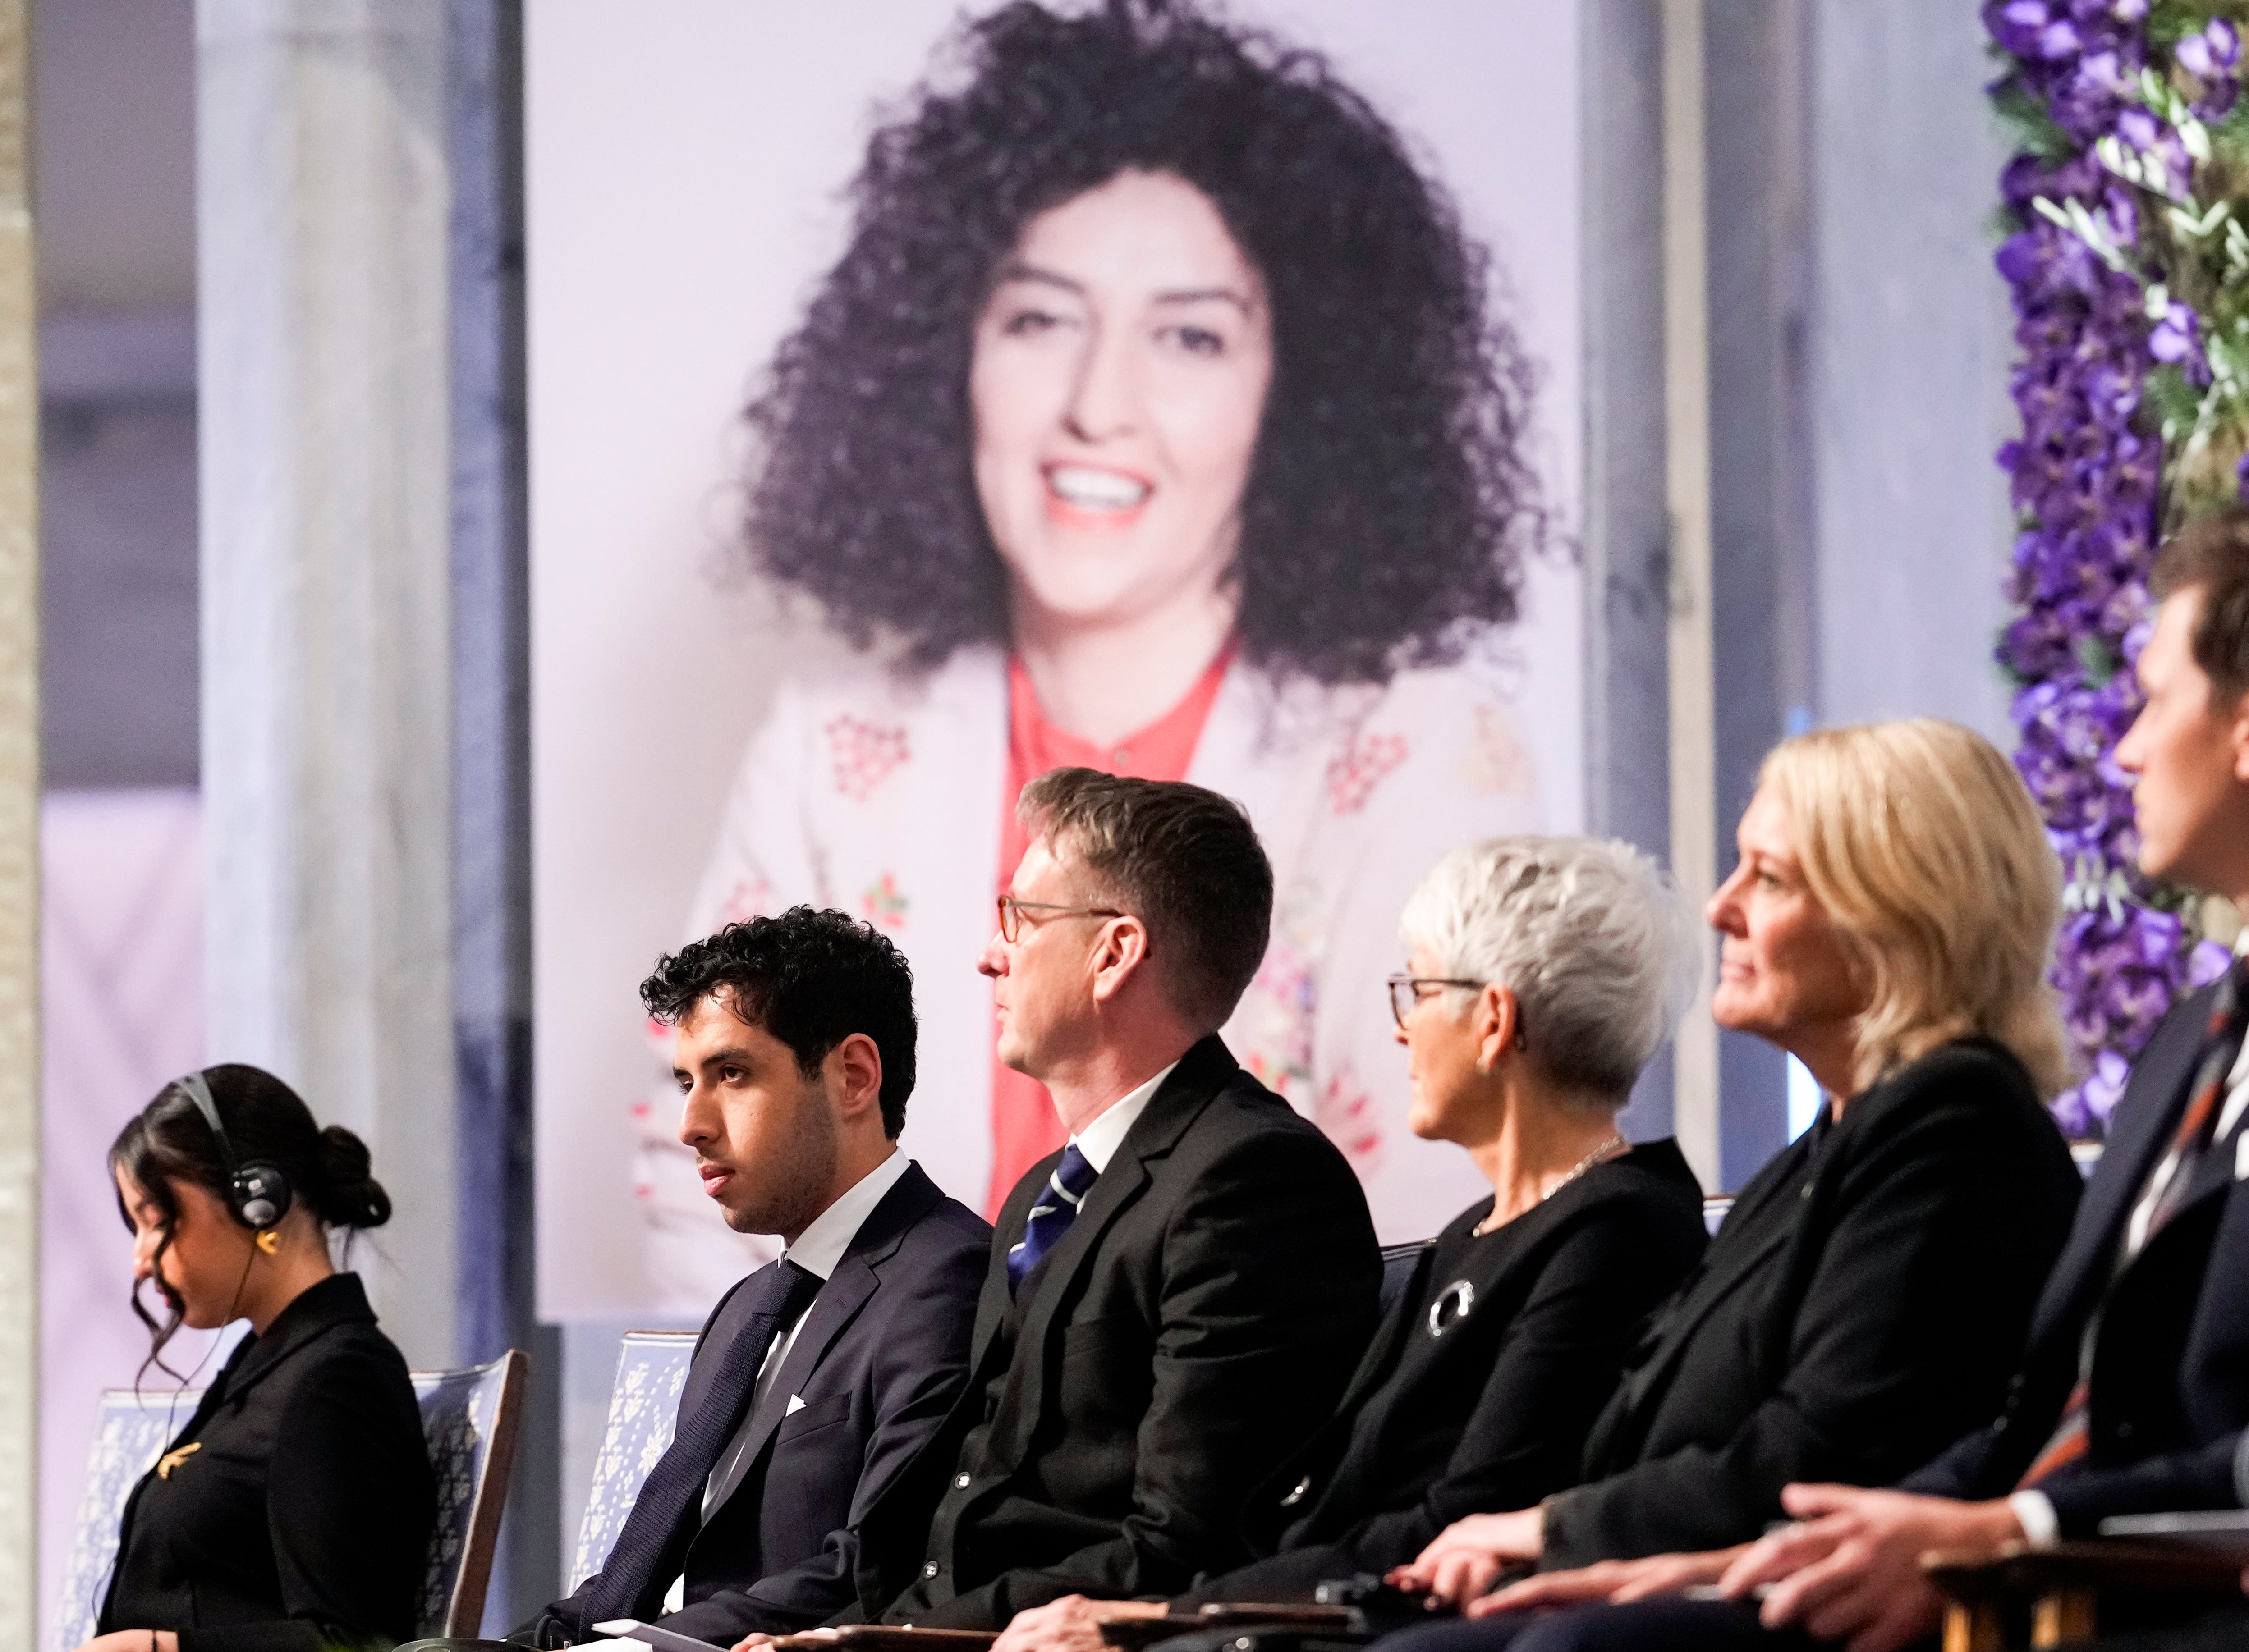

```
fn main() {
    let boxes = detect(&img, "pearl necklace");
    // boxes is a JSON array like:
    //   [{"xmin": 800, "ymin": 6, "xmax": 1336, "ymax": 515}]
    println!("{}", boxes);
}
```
[{"xmin": 1474, "ymin": 1134, "xmax": 1629, "ymax": 1236}]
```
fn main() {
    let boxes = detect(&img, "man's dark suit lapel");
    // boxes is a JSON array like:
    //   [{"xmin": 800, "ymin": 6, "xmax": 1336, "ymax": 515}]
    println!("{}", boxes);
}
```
[
  {"xmin": 1000, "ymin": 1039, "xmax": 1235, "ymax": 1445},
  {"xmin": 700, "ymin": 1162, "xmax": 936, "ymax": 1521},
  {"xmin": 703, "ymin": 1261, "xmax": 876, "ymax": 1518},
  {"xmin": 969, "ymin": 1176, "xmax": 1039, "ymax": 1378},
  {"xmin": 2135, "ymin": 1050, "xmax": 2249, "ymax": 1247},
  {"xmin": 2035, "ymin": 984, "xmax": 2214, "ymax": 1339}
]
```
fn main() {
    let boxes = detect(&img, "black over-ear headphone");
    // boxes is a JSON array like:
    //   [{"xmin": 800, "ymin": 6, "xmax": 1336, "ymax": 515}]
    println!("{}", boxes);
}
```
[{"xmin": 172, "ymin": 1070, "xmax": 294, "ymax": 1232}]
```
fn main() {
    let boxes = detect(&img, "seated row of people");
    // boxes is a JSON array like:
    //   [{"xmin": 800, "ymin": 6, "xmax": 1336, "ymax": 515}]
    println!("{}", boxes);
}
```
[
  {"xmin": 83, "ymin": 514, "xmax": 2249, "ymax": 1652},
  {"xmin": 1363, "ymin": 512, "xmax": 2249, "ymax": 1652}
]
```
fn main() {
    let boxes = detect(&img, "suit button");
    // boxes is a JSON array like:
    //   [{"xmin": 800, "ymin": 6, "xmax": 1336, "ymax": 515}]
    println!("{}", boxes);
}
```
[
  {"xmin": 2116, "ymin": 1422, "xmax": 2134, "ymax": 1441},
  {"xmin": 922, "ymin": 1561, "xmax": 940, "ymax": 1579},
  {"xmin": 955, "ymin": 1473, "xmax": 972, "ymax": 1489}
]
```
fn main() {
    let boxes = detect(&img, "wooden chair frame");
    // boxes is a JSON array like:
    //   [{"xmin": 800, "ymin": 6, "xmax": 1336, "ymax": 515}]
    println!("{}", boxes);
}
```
[{"xmin": 1923, "ymin": 1539, "xmax": 2244, "ymax": 1651}]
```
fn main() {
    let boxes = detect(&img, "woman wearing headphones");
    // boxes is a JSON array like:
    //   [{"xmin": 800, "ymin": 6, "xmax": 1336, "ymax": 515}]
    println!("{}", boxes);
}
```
[{"xmin": 78, "ymin": 1064, "xmax": 435, "ymax": 1652}]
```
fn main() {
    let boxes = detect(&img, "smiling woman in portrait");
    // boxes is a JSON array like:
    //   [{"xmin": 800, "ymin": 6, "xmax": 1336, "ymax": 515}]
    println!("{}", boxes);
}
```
[{"xmin": 638, "ymin": 0, "xmax": 1555, "ymax": 1300}]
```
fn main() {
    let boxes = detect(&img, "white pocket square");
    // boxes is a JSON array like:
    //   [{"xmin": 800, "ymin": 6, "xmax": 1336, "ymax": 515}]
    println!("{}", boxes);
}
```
[
  {"xmin": 786, "ymin": 1393, "xmax": 806, "ymax": 1414},
  {"xmin": 2235, "ymin": 1130, "xmax": 2249, "ymax": 1181}
]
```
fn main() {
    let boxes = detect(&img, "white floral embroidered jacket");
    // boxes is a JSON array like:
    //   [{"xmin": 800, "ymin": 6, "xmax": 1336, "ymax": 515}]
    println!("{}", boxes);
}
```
[{"xmin": 632, "ymin": 643, "xmax": 1542, "ymax": 1313}]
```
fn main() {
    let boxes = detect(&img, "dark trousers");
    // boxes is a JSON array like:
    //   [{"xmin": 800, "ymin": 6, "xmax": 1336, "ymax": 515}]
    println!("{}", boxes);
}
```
[{"xmin": 1370, "ymin": 1600, "xmax": 1812, "ymax": 1652}]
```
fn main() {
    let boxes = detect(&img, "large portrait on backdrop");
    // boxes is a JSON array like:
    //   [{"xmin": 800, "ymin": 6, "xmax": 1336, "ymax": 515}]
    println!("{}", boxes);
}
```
[{"xmin": 529, "ymin": 0, "xmax": 1585, "ymax": 1317}]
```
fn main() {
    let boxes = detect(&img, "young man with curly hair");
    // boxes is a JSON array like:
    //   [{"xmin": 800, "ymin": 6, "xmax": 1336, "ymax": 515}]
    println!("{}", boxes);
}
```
[{"xmin": 510, "ymin": 909, "xmax": 989, "ymax": 1648}]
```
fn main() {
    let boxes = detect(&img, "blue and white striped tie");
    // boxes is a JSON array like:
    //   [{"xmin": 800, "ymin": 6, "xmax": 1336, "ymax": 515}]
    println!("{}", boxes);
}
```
[{"xmin": 1007, "ymin": 1144, "xmax": 1098, "ymax": 1295}]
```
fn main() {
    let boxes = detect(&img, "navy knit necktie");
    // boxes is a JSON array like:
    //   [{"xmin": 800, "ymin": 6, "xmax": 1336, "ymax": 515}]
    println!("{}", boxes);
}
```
[
  {"xmin": 1007, "ymin": 1144, "xmax": 1097, "ymax": 1296},
  {"xmin": 579, "ymin": 1258, "xmax": 824, "ymax": 1623}
]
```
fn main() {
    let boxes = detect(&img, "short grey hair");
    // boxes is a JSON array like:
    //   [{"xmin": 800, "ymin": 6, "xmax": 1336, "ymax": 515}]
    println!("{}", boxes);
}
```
[{"xmin": 1398, "ymin": 836, "xmax": 1701, "ymax": 1103}]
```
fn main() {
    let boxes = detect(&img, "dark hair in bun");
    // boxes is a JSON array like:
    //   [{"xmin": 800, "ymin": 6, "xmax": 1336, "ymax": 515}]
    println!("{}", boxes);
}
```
[
  {"xmin": 110, "ymin": 1062, "xmax": 393, "ymax": 1372},
  {"xmin": 313, "ymin": 1123, "xmax": 392, "ymax": 1228}
]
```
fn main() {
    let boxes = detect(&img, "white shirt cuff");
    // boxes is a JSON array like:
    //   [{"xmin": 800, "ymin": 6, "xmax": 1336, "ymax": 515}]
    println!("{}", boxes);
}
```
[{"xmin": 2010, "ymin": 1490, "xmax": 2060, "ymax": 1549}]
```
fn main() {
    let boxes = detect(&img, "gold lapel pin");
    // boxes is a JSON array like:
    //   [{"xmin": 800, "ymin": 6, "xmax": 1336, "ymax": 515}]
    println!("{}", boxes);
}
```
[{"xmin": 156, "ymin": 1442, "xmax": 200, "ymax": 1479}]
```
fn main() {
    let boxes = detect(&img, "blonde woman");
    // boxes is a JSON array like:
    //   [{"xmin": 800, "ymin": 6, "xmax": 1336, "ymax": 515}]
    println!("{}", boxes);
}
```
[{"xmin": 1382, "ymin": 720, "xmax": 2084, "ymax": 1641}]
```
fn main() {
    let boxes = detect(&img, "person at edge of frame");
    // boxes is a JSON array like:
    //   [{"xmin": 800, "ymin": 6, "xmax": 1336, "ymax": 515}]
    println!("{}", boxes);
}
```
[{"xmin": 1381, "ymin": 510, "xmax": 2249, "ymax": 1652}]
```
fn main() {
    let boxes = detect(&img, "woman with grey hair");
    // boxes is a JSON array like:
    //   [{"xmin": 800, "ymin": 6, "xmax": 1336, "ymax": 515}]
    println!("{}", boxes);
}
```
[{"xmin": 990, "ymin": 838, "xmax": 1710, "ymax": 1652}]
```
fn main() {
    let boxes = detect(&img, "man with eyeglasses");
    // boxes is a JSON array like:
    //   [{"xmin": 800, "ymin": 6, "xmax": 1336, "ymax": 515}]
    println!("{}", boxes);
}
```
[{"xmin": 838, "ymin": 767, "xmax": 1382, "ymax": 1635}]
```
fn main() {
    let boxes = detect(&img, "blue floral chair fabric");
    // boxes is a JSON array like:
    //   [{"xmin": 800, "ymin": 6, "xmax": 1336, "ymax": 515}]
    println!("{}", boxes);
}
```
[
  {"xmin": 414, "ymin": 1350, "xmax": 528, "ymax": 1638},
  {"xmin": 55, "ymin": 1350, "xmax": 528, "ymax": 1652},
  {"xmin": 568, "ymin": 1330, "xmax": 698, "ymax": 1591},
  {"xmin": 53, "ymin": 1385, "xmax": 207, "ymax": 1652}
]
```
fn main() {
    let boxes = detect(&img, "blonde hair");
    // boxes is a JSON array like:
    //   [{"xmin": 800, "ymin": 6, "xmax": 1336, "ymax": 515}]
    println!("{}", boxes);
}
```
[{"xmin": 1757, "ymin": 718, "xmax": 2069, "ymax": 1098}]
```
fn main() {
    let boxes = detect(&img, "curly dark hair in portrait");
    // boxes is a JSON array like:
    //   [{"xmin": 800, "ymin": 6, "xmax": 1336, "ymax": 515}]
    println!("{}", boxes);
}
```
[
  {"xmin": 642, "ymin": 906, "xmax": 919, "ymax": 1137},
  {"xmin": 111, "ymin": 1064, "xmax": 392, "ymax": 1377},
  {"xmin": 744, "ymin": 0, "xmax": 1548, "ymax": 686}
]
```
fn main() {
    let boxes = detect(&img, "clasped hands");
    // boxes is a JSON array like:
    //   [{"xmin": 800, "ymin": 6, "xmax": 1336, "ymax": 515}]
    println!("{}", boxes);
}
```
[{"xmin": 1384, "ymin": 1486, "xmax": 2030, "ymax": 1652}]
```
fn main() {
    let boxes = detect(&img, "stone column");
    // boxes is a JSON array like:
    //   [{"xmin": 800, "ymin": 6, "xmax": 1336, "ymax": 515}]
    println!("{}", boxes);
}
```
[
  {"xmin": 1580, "ymin": 0, "xmax": 1676, "ymax": 1150},
  {"xmin": 1661, "ymin": 0, "xmax": 1720, "ymax": 1191},
  {"xmin": 0, "ymin": 0, "xmax": 37, "ymax": 1636},
  {"xmin": 197, "ymin": 0, "xmax": 456, "ymax": 1366},
  {"xmin": 1703, "ymin": 0, "xmax": 1814, "ymax": 1185}
]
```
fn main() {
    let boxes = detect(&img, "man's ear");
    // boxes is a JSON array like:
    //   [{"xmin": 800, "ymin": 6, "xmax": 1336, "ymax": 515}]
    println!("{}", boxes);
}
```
[
  {"xmin": 2228, "ymin": 686, "xmax": 2249, "ymax": 784},
  {"xmin": 828, "ymin": 1033, "xmax": 885, "ymax": 1120},
  {"xmin": 1088, "ymin": 915, "xmax": 1152, "ymax": 1004}
]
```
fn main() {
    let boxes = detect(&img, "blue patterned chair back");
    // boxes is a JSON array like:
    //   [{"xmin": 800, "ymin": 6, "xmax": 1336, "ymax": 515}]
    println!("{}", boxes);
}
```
[
  {"xmin": 53, "ymin": 1385, "xmax": 207, "ymax": 1652},
  {"xmin": 56, "ymin": 1354, "xmax": 528, "ymax": 1652},
  {"xmin": 568, "ymin": 1330, "xmax": 698, "ymax": 1590},
  {"xmin": 412, "ymin": 1349, "xmax": 528, "ymax": 1639}
]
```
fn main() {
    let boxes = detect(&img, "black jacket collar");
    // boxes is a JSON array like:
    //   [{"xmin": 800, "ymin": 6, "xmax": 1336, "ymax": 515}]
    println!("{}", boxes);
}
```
[{"xmin": 218, "ymin": 1270, "xmax": 378, "ymax": 1401}]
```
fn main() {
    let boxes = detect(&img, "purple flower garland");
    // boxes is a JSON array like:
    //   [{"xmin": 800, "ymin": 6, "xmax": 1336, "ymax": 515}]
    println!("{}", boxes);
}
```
[{"xmin": 1987, "ymin": 0, "xmax": 2240, "ymax": 1135}]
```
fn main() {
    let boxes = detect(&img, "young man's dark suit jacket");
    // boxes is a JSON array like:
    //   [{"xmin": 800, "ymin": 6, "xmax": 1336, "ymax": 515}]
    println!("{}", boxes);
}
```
[
  {"xmin": 1539, "ymin": 1038, "xmax": 2082, "ymax": 1569},
  {"xmin": 519, "ymin": 1162, "xmax": 989, "ymax": 1647},
  {"xmin": 1175, "ymin": 1139, "xmax": 1710, "ymax": 1604},
  {"xmin": 858, "ymin": 1036, "xmax": 1383, "ymax": 1629},
  {"xmin": 1900, "ymin": 982, "xmax": 2249, "ymax": 1532}
]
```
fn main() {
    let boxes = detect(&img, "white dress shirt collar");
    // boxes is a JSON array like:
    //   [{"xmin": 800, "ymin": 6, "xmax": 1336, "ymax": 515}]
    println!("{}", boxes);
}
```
[
  {"xmin": 1070, "ymin": 1059, "xmax": 1180, "ymax": 1174},
  {"xmin": 782, "ymin": 1146, "xmax": 912, "ymax": 1280}
]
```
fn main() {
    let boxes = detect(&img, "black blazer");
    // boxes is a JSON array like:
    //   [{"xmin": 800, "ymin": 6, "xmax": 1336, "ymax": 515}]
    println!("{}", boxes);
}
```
[
  {"xmin": 1904, "ymin": 985, "xmax": 2249, "ymax": 1532},
  {"xmin": 1540, "ymin": 1038, "xmax": 2080, "ymax": 1569},
  {"xmin": 861, "ymin": 1036, "xmax": 1383, "ymax": 1629},
  {"xmin": 1177, "ymin": 1139, "xmax": 1709, "ymax": 1604},
  {"xmin": 525, "ymin": 1161, "xmax": 989, "ymax": 1646},
  {"xmin": 97, "ymin": 1272, "xmax": 435, "ymax": 1652}
]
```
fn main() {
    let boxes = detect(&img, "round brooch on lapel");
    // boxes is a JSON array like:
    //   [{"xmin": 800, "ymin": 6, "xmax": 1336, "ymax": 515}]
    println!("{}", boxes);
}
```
[{"xmin": 1428, "ymin": 1278, "xmax": 1475, "ymax": 1337}]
